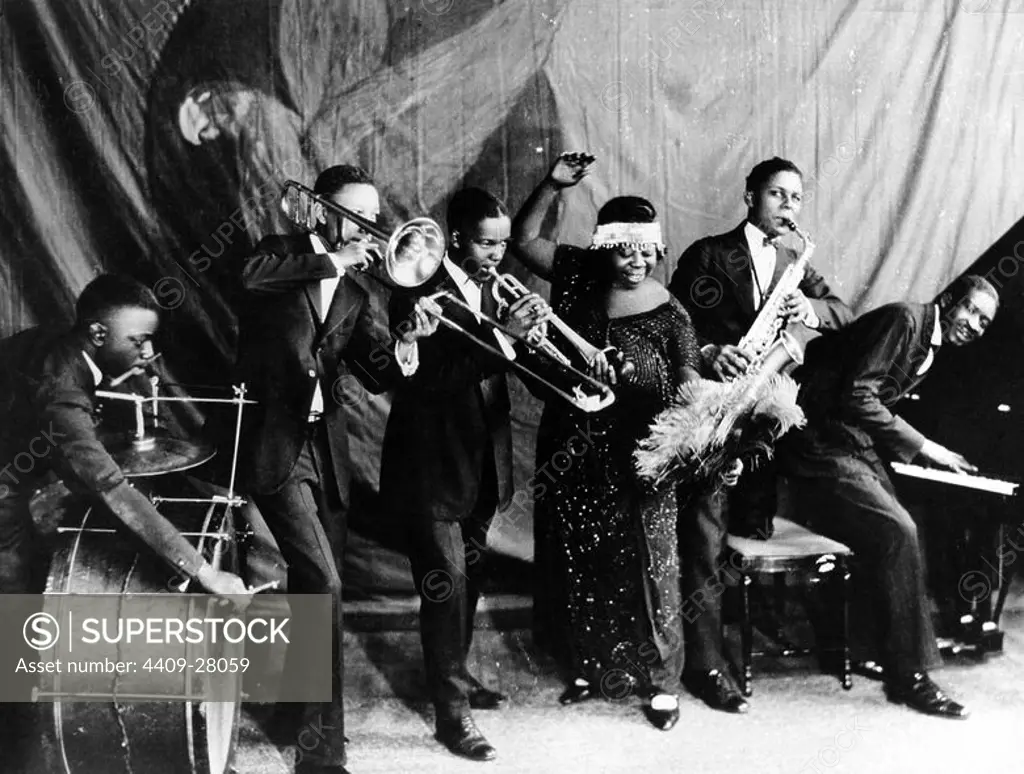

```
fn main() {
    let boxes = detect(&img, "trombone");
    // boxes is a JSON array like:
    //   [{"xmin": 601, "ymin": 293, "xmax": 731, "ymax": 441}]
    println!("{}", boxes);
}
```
[
  {"xmin": 279, "ymin": 180, "xmax": 617, "ymax": 412},
  {"xmin": 281, "ymin": 180, "xmax": 446, "ymax": 288}
]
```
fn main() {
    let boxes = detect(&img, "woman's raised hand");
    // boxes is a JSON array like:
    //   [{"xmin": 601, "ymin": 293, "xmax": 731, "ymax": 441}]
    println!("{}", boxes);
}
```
[{"xmin": 548, "ymin": 152, "xmax": 596, "ymax": 188}]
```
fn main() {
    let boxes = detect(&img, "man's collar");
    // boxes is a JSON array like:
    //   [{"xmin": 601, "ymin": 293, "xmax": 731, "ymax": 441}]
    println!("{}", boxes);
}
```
[
  {"xmin": 743, "ymin": 220, "xmax": 773, "ymax": 249},
  {"xmin": 443, "ymin": 255, "xmax": 478, "ymax": 288},
  {"xmin": 931, "ymin": 304, "xmax": 943, "ymax": 346},
  {"xmin": 80, "ymin": 351, "xmax": 103, "ymax": 387},
  {"xmin": 310, "ymin": 232, "xmax": 328, "ymax": 254}
]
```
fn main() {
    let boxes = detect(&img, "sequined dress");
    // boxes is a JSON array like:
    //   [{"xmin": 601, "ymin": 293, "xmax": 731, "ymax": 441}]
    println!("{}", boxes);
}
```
[{"xmin": 533, "ymin": 246, "xmax": 699, "ymax": 693}]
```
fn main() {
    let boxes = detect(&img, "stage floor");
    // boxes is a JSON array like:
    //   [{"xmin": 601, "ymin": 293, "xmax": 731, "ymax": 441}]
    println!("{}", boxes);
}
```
[{"xmin": 232, "ymin": 584, "xmax": 1024, "ymax": 774}]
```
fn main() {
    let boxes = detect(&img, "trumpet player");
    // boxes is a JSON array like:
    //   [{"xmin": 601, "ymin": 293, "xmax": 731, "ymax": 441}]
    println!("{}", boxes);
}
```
[
  {"xmin": 667, "ymin": 157, "xmax": 852, "ymax": 714},
  {"xmin": 236, "ymin": 164, "xmax": 437, "ymax": 774},
  {"xmin": 380, "ymin": 187, "xmax": 553, "ymax": 763}
]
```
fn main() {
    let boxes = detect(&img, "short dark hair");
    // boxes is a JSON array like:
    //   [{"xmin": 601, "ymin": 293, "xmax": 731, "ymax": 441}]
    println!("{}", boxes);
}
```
[
  {"xmin": 75, "ymin": 274, "xmax": 161, "ymax": 326},
  {"xmin": 313, "ymin": 165, "xmax": 375, "ymax": 197},
  {"xmin": 745, "ymin": 157, "xmax": 803, "ymax": 195},
  {"xmin": 596, "ymin": 196, "xmax": 658, "ymax": 226},
  {"xmin": 446, "ymin": 187, "xmax": 509, "ymax": 236},
  {"xmin": 941, "ymin": 273, "xmax": 1000, "ymax": 313}
]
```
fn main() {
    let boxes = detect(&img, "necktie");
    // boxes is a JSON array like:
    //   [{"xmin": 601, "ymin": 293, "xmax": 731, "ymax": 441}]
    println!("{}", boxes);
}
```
[{"xmin": 480, "ymin": 279, "xmax": 499, "ymax": 322}]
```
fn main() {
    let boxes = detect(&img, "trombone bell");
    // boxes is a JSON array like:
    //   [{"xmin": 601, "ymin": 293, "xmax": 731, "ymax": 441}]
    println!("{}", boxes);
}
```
[
  {"xmin": 281, "ymin": 180, "xmax": 446, "ymax": 288},
  {"xmin": 386, "ymin": 218, "xmax": 446, "ymax": 288}
]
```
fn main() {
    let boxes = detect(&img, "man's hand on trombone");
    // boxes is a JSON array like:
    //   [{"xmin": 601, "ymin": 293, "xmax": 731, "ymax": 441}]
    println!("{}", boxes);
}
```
[
  {"xmin": 328, "ymin": 236, "xmax": 379, "ymax": 274},
  {"xmin": 399, "ymin": 298, "xmax": 443, "ymax": 344}
]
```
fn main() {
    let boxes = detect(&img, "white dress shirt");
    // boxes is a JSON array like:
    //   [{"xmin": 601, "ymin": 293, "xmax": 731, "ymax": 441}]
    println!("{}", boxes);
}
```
[
  {"xmin": 743, "ymin": 220, "xmax": 819, "ymax": 329},
  {"xmin": 915, "ymin": 306, "xmax": 943, "ymax": 376},
  {"xmin": 443, "ymin": 256, "xmax": 518, "ymax": 360},
  {"xmin": 743, "ymin": 221, "xmax": 778, "ymax": 309},
  {"xmin": 81, "ymin": 351, "xmax": 103, "ymax": 386},
  {"xmin": 308, "ymin": 234, "xmax": 418, "ymax": 419}
]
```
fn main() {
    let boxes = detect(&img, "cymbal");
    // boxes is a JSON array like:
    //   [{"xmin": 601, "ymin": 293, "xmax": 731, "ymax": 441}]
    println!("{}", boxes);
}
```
[{"xmin": 101, "ymin": 429, "xmax": 216, "ymax": 477}]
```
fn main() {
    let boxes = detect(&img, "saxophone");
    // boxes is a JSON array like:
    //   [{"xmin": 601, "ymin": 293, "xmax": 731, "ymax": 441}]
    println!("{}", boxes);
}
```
[
  {"xmin": 736, "ymin": 218, "xmax": 815, "ymax": 368},
  {"xmin": 633, "ymin": 219, "xmax": 815, "ymax": 488}
]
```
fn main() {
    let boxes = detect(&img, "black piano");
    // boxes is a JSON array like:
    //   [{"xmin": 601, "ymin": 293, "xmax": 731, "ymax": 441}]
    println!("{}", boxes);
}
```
[{"xmin": 893, "ymin": 216, "xmax": 1024, "ymax": 657}]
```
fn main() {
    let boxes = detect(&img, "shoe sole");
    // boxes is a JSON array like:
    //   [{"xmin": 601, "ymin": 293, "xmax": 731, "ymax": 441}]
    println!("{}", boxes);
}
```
[{"xmin": 885, "ymin": 695, "xmax": 970, "ymax": 719}]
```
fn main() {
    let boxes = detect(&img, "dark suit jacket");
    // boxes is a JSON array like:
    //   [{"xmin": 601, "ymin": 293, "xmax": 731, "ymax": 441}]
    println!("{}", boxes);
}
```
[
  {"xmin": 667, "ymin": 222, "xmax": 852, "ymax": 348},
  {"xmin": 379, "ymin": 265, "xmax": 515, "ymax": 521},
  {"xmin": 0, "ymin": 327, "xmax": 205, "ymax": 577},
  {"xmin": 783, "ymin": 302, "xmax": 938, "ymax": 477},
  {"xmin": 236, "ymin": 233, "xmax": 402, "ymax": 501}
]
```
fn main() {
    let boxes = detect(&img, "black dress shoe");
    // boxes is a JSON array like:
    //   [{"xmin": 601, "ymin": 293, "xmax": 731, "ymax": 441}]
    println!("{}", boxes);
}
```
[
  {"xmin": 643, "ymin": 693, "xmax": 680, "ymax": 731},
  {"xmin": 468, "ymin": 685, "xmax": 508, "ymax": 710},
  {"xmin": 885, "ymin": 672, "xmax": 969, "ymax": 719},
  {"xmin": 558, "ymin": 680, "xmax": 599, "ymax": 705},
  {"xmin": 435, "ymin": 714, "xmax": 497, "ymax": 761},
  {"xmin": 682, "ymin": 669, "xmax": 749, "ymax": 714}
]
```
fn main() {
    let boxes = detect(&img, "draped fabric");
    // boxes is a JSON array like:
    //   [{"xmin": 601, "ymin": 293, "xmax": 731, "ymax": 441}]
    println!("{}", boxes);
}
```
[{"xmin": 2, "ymin": 0, "xmax": 1023, "ymax": 596}]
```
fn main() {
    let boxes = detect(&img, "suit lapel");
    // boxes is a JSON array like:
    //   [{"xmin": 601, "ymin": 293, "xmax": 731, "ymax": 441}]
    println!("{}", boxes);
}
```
[
  {"xmin": 305, "ymin": 285, "xmax": 324, "ymax": 329},
  {"xmin": 900, "ymin": 303, "xmax": 937, "ymax": 393},
  {"xmin": 766, "ymin": 244, "xmax": 791, "ymax": 296},
  {"xmin": 320, "ymin": 275, "xmax": 366, "ymax": 343},
  {"xmin": 721, "ymin": 224, "xmax": 757, "ymax": 318},
  {"xmin": 436, "ymin": 263, "xmax": 483, "ymax": 333}
]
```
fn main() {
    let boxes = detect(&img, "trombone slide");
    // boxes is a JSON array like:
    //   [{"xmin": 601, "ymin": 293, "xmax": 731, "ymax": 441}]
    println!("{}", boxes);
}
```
[{"xmin": 423, "ymin": 290, "xmax": 616, "ymax": 413}]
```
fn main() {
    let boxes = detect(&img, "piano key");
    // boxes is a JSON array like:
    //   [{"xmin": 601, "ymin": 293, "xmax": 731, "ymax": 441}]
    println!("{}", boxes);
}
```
[{"xmin": 890, "ymin": 462, "xmax": 1018, "ymax": 496}]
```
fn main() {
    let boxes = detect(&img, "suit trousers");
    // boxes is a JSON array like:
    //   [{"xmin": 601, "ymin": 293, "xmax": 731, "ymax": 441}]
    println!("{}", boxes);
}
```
[
  {"xmin": 786, "ymin": 464, "xmax": 940, "ymax": 680},
  {"xmin": 253, "ymin": 421, "xmax": 346, "ymax": 766},
  {"xmin": 678, "ymin": 486, "xmax": 735, "ymax": 673},
  {"xmin": 406, "ymin": 457, "xmax": 497, "ymax": 719}
]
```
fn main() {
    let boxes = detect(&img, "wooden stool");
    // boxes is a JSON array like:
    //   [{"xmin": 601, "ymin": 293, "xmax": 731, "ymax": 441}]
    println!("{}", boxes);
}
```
[{"xmin": 726, "ymin": 517, "xmax": 853, "ymax": 696}]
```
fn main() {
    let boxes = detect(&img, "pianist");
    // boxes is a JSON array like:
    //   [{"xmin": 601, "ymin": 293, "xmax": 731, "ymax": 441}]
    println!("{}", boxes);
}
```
[{"xmin": 781, "ymin": 274, "xmax": 999, "ymax": 719}]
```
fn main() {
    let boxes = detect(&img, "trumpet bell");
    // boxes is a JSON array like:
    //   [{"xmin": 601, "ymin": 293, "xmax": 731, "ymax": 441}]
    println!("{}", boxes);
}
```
[{"xmin": 386, "ymin": 218, "xmax": 446, "ymax": 288}]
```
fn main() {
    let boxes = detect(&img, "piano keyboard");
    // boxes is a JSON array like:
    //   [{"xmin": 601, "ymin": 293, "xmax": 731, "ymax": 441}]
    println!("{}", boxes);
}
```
[{"xmin": 890, "ymin": 462, "xmax": 1019, "ymax": 496}]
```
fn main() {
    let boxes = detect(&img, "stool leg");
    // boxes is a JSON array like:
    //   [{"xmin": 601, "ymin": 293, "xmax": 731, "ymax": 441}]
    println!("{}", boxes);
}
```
[
  {"xmin": 839, "ymin": 557, "xmax": 852, "ymax": 690},
  {"xmin": 741, "ymin": 573, "xmax": 753, "ymax": 697}
]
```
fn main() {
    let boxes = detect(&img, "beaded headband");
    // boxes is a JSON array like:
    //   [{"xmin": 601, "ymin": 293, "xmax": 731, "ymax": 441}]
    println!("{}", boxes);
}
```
[{"xmin": 589, "ymin": 221, "xmax": 664, "ymax": 251}]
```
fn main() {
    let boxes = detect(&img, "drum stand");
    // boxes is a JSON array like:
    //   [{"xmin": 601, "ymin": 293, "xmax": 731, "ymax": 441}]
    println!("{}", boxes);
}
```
[
  {"xmin": 88, "ymin": 381, "xmax": 256, "ymax": 581},
  {"xmin": 39, "ymin": 382, "xmax": 265, "ymax": 774}
]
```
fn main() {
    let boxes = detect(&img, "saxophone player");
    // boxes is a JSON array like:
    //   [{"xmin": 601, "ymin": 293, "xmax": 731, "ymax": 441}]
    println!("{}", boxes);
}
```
[{"xmin": 666, "ymin": 157, "xmax": 852, "ymax": 714}]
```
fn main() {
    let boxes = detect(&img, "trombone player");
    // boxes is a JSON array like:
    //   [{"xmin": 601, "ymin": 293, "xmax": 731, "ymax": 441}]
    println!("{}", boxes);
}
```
[
  {"xmin": 236, "ymin": 164, "xmax": 437, "ymax": 774},
  {"xmin": 380, "ymin": 187, "xmax": 553, "ymax": 763}
]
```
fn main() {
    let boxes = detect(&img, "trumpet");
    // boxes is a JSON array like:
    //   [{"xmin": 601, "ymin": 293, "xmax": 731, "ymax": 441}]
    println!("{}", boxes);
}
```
[
  {"xmin": 279, "ymin": 179, "xmax": 619, "ymax": 412},
  {"xmin": 422, "ymin": 287, "xmax": 617, "ymax": 413},
  {"xmin": 280, "ymin": 180, "xmax": 446, "ymax": 288},
  {"xmin": 484, "ymin": 268, "xmax": 635, "ymax": 379}
]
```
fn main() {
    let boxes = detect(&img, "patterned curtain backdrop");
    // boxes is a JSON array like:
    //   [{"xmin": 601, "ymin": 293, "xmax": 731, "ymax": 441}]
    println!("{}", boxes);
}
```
[{"xmin": 2, "ymin": 0, "xmax": 1023, "ymax": 596}]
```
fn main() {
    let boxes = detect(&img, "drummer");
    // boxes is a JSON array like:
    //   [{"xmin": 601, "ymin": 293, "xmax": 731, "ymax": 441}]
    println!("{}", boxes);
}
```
[{"xmin": 0, "ymin": 273, "xmax": 250, "ymax": 600}]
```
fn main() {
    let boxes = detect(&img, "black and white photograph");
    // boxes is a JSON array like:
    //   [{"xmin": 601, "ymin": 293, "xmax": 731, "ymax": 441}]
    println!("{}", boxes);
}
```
[{"xmin": 1, "ymin": 1, "xmax": 1022, "ymax": 772}]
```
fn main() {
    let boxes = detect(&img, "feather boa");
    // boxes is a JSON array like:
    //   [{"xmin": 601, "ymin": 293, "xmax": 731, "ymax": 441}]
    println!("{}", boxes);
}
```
[{"xmin": 634, "ymin": 372, "xmax": 806, "ymax": 489}]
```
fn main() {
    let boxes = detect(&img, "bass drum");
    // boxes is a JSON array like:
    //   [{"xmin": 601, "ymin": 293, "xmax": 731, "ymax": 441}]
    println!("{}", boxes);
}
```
[{"xmin": 40, "ymin": 492, "xmax": 242, "ymax": 774}]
